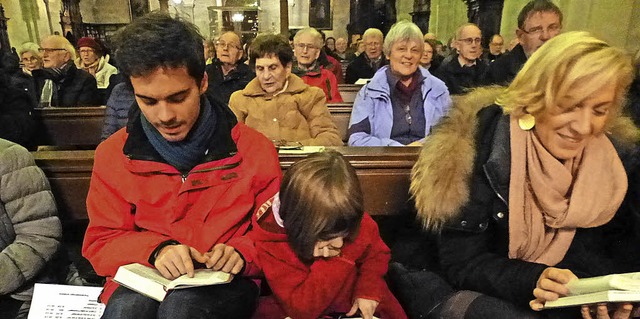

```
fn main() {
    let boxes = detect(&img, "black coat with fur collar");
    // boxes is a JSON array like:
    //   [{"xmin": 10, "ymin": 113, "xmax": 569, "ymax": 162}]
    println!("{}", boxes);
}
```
[{"xmin": 410, "ymin": 89, "xmax": 640, "ymax": 307}]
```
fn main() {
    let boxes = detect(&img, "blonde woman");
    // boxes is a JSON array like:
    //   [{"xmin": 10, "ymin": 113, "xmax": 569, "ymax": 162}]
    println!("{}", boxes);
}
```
[{"xmin": 399, "ymin": 32, "xmax": 640, "ymax": 318}]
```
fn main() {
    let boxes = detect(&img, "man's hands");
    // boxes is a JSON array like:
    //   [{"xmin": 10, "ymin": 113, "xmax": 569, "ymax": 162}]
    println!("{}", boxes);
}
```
[
  {"xmin": 346, "ymin": 298, "xmax": 379, "ymax": 319},
  {"xmin": 154, "ymin": 243, "xmax": 244, "ymax": 280},
  {"xmin": 581, "ymin": 303, "xmax": 635, "ymax": 319},
  {"xmin": 530, "ymin": 267, "xmax": 578, "ymax": 311}
]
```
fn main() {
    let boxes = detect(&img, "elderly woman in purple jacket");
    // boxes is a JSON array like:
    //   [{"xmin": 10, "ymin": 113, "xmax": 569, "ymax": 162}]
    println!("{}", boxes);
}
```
[{"xmin": 347, "ymin": 20, "xmax": 452, "ymax": 147}]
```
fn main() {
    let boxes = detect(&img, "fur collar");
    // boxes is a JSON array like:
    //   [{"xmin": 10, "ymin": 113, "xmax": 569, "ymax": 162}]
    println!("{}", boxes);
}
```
[{"xmin": 410, "ymin": 87, "xmax": 640, "ymax": 231}]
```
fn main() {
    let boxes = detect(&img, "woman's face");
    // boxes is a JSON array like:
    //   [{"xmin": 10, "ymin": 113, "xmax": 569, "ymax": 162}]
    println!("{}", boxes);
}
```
[
  {"xmin": 326, "ymin": 38, "xmax": 335, "ymax": 51},
  {"xmin": 388, "ymin": 39, "xmax": 422, "ymax": 79},
  {"xmin": 420, "ymin": 42, "xmax": 433, "ymax": 67},
  {"xmin": 21, "ymin": 51, "xmax": 42, "ymax": 71},
  {"xmin": 534, "ymin": 82, "xmax": 616, "ymax": 161}
]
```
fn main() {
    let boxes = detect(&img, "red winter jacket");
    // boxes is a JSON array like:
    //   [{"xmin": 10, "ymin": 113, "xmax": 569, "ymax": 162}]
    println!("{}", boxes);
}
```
[
  {"xmin": 82, "ymin": 97, "xmax": 281, "ymax": 303},
  {"xmin": 299, "ymin": 67, "xmax": 344, "ymax": 103},
  {"xmin": 250, "ymin": 204, "xmax": 407, "ymax": 319}
]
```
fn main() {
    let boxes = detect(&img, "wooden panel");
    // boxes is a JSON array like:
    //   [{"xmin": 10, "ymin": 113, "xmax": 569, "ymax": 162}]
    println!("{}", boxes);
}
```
[
  {"xmin": 33, "ymin": 146, "xmax": 418, "ymax": 226},
  {"xmin": 329, "ymin": 107, "xmax": 352, "ymax": 143},
  {"xmin": 33, "ymin": 107, "xmax": 106, "ymax": 147},
  {"xmin": 338, "ymin": 84, "xmax": 363, "ymax": 103}
]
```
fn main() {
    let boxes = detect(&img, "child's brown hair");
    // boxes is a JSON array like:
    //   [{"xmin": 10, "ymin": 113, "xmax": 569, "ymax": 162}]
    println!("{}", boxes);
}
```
[{"xmin": 279, "ymin": 150, "xmax": 364, "ymax": 263}]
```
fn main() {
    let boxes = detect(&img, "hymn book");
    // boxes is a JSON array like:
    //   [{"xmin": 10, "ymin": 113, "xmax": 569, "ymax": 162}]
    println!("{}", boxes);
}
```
[
  {"xmin": 544, "ymin": 272, "xmax": 640, "ymax": 309},
  {"xmin": 113, "ymin": 263, "xmax": 233, "ymax": 302}
]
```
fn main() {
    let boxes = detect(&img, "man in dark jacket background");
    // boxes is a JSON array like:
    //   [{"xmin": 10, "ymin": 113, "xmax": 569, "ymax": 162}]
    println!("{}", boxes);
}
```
[
  {"xmin": 32, "ymin": 35, "xmax": 100, "ymax": 107},
  {"xmin": 483, "ymin": 0, "xmax": 563, "ymax": 85},
  {"xmin": 345, "ymin": 28, "xmax": 387, "ymax": 84},
  {"xmin": 205, "ymin": 31, "xmax": 254, "ymax": 105},
  {"xmin": 434, "ymin": 23, "xmax": 487, "ymax": 95}
]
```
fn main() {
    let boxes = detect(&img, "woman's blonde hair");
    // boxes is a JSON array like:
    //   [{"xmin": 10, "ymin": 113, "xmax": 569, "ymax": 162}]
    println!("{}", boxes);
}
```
[{"xmin": 497, "ymin": 31, "xmax": 634, "ymax": 126}]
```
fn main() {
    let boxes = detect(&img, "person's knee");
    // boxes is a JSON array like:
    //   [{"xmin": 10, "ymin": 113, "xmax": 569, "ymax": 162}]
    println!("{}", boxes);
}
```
[
  {"xmin": 102, "ymin": 287, "xmax": 158, "ymax": 319},
  {"xmin": 158, "ymin": 278, "xmax": 259, "ymax": 319}
]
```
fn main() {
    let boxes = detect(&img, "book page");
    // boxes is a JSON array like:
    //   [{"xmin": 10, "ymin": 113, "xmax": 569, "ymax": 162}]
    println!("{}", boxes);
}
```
[
  {"xmin": 278, "ymin": 146, "xmax": 326, "ymax": 155},
  {"xmin": 27, "ymin": 284, "xmax": 105, "ymax": 319},
  {"xmin": 567, "ymin": 272, "xmax": 640, "ymax": 295},
  {"xmin": 167, "ymin": 269, "xmax": 233, "ymax": 290}
]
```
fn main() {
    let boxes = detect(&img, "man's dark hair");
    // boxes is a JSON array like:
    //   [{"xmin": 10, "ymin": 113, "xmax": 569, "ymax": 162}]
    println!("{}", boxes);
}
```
[
  {"xmin": 112, "ymin": 12, "xmax": 205, "ymax": 83},
  {"xmin": 517, "ymin": 0, "xmax": 563, "ymax": 30},
  {"xmin": 249, "ymin": 34, "xmax": 293, "ymax": 69}
]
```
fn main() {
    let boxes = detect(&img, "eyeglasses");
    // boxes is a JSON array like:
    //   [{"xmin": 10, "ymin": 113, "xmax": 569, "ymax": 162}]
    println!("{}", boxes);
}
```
[
  {"xmin": 79, "ymin": 49, "xmax": 95, "ymax": 54},
  {"xmin": 365, "ymin": 42, "xmax": 381, "ymax": 47},
  {"xmin": 458, "ymin": 38, "xmax": 481, "ymax": 45},
  {"xmin": 214, "ymin": 41, "xmax": 241, "ymax": 50},
  {"xmin": 520, "ymin": 24, "xmax": 562, "ymax": 37},
  {"xmin": 404, "ymin": 104, "xmax": 412, "ymax": 125},
  {"xmin": 294, "ymin": 43, "xmax": 318, "ymax": 51},
  {"xmin": 38, "ymin": 48, "xmax": 66, "ymax": 54}
]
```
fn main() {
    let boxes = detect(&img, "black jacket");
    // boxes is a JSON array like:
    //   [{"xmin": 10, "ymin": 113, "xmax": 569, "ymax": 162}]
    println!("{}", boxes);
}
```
[
  {"xmin": 0, "ymin": 73, "xmax": 35, "ymax": 148},
  {"xmin": 433, "ymin": 55, "xmax": 487, "ymax": 95},
  {"xmin": 205, "ymin": 62, "xmax": 255, "ymax": 106},
  {"xmin": 435, "ymin": 105, "xmax": 640, "ymax": 308},
  {"xmin": 32, "ymin": 62, "xmax": 101, "ymax": 107},
  {"xmin": 482, "ymin": 43, "xmax": 527, "ymax": 85},
  {"xmin": 345, "ymin": 54, "xmax": 387, "ymax": 84}
]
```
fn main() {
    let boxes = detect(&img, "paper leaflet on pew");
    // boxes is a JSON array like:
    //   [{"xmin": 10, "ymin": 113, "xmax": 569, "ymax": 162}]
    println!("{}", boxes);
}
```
[
  {"xmin": 28, "ymin": 283, "xmax": 105, "ymax": 319},
  {"xmin": 543, "ymin": 272, "xmax": 640, "ymax": 309},
  {"xmin": 112, "ymin": 262, "xmax": 233, "ymax": 302}
]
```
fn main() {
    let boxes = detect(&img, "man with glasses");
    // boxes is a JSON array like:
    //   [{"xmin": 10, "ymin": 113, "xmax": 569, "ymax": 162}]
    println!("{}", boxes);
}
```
[
  {"xmin": 229, "ymin": 34, "xmax": 342, "ymax": 146},
  {"xmin": 483, "ymin": 0, "xmax": 563, "ymax": 85},
  {"xmin": 345, "ymin": 28, "xmax": 387, "ymax": 84},
  {"xmin": 32, "ymin": 35, "xmax": 100, "ymax": 107},
  {"xmin": 483, "ymin": 34, "xmax": 504, "ymax": 63},
  {"xmin": 434, "ymin": 23, "xmax": 487, "ymax": 95},
  {"xmin": 205, "ymin": 31, "xmax": 254, "ymax": 105},
  {"xmin": 292, "ymin": 28, "xmax": 343, "ymax": 103}
]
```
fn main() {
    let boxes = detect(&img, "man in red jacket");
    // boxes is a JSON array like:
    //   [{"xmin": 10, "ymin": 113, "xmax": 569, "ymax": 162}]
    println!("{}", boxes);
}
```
[{"xmin": 81, "ymin": 13, "xmax": 281, "ymax": 319}]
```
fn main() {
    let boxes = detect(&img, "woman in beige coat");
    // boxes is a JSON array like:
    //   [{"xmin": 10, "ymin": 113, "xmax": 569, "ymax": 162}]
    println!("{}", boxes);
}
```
[{"xmin": 229, "ymin": 34, "xmax": 342, "ymax": 147}]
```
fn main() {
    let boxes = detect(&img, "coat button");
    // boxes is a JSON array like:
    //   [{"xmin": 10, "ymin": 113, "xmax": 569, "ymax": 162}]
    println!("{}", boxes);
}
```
[
  {"xmin": 460, "ymin": 220, "xmax": 467, "ymax": 227},
  {"xmin": 497, "ymin": 212, "xmax": 505, "ymax": 219},
  {"xmin": 273, "ymin": 118, "xmax": 278, "ymax": 122}
]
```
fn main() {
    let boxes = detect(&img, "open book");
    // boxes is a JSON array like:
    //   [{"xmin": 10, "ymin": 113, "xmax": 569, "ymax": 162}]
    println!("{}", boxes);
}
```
[
  {"xmin": 113, "ymin": 263, "xmax": 233, "ymax": 302},
  {"xmin": 544, "ymin": 272, "xmax": 640, "ymax": 309}
]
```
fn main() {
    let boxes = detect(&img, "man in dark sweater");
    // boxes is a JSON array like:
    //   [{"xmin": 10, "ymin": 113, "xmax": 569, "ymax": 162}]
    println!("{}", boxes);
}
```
[
  {"xmin": 205, "ymin": 31, "xmax": 254, "ymax": 105},
  {"xmin": 434, "ymin": 23, "xmax": 487, "ymax": 95},
  {"xmin": 483, "ymin": 0, "xmax": 563, "ymax": 85},
  {"xmin": 32, "ymin": 35, "xmax": 100, "ymax": 107},
  {"xmin": 345, "ymin": 28, "xmax": 387, "ymax": 84}
]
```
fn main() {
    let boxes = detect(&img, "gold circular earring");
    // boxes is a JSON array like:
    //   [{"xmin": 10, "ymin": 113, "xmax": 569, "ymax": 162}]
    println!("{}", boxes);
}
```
[{"xmin": 518, "ymin": 114, "xmax": 535, "ymax": 131}]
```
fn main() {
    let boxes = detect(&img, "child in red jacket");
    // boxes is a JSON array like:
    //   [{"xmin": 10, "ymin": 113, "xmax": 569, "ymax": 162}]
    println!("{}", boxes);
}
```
[{"xmin": 251, "ymin": 150, "xmax": 407, "ymax": 319}]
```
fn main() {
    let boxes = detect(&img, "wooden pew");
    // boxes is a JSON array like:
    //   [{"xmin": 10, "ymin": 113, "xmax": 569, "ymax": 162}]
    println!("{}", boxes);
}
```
[
  {"xmin": 33, "ymin": 146, "xmax": 418, "ymax": 283},
  {"xmin": 33, "ymin": 146, "xmax": 417, "ymax": 225},
  {"xmin": 31, "ymin": 104, "xmax": 355, "ymax": 148},
  {"xmin": 338, "ymin": 84, "xmax": 362, "ymax": 103},
  {"xmin": 33, "ymin": 107, "xmax": 106, "ymax": 148}
]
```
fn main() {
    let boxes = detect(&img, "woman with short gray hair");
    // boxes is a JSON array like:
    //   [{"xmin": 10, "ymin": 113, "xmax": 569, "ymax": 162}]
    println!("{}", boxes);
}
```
[{"xmin": 348, "ymin": 20, "xmax": 451, "ymax": 146}]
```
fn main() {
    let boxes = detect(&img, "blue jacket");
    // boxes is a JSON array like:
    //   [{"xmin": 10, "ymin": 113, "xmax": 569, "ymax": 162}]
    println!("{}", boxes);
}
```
[
  {"xmin": 347, "ymin": 66, "xmax": 451, "ymax": 146},
  {"xmin": 101, "ymin": 82, "xmax": 135, "ymax": 141}
]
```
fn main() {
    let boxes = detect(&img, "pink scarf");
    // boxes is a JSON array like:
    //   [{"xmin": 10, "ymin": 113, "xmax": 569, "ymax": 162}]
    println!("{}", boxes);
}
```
[{"xmin": 508, "ymin": 114, "xmax": 627, "ymax": 266}]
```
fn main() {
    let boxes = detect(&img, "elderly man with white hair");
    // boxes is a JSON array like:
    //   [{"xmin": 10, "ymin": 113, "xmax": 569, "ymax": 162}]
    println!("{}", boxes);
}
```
[
  {"xmin": 32, "ymin": 35, "xmax": 100, "ymax": 107},
  {"xmin": 292, "ymin": 28, "xmax": 343, "ymax": 103},
  {"xmin": 345, "ymin": 28, "xmax": 387, "ymax": 84},
  {"xmin": 348, "ymin": 20, "xmax": 451, "ymax": 146}
]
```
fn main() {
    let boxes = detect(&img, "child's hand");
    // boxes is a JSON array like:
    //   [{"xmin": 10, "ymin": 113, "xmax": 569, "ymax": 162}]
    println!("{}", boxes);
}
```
[
  {"xmin": 204, "ymin": 243, "xmax": 245, "ymax": 274},
  {"xmin": 346, "ymin": 298, "xmax": 379, "ymax": 319},
  {"xmin": 313, "ymin": 237, "xmax": 344, "ymax": 258}
]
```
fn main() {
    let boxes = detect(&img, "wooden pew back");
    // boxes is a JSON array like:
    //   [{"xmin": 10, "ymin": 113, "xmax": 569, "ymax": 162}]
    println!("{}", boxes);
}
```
[
  {"xmin": 33, "ymin": 146, "xmax": 416, "ymax": 226},
  {"xmin": 32, "ymin": 104, "xmax": 355, "ymax": 148},
  {"xmin": 338, "ymin": 84, "xmax": 362, "ymax": 104},
  {"xmin": 33, "ymin": 107, "xmax": 106, "ymax": 148}
]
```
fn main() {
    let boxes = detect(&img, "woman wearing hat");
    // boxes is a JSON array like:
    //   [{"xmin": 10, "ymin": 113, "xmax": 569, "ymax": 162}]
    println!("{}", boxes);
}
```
[{"xmin": 76, "ymin": 37, "xmax": 118, "ymax": 89}]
